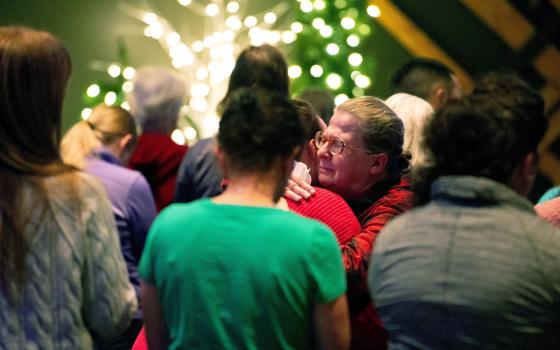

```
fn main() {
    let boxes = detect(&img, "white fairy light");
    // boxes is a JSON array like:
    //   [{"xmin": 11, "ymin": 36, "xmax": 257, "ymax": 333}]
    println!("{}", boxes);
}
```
[
  {"xmin": 224, "ymin": 29, "xmax": 235, "ymax": 41},
  {"xmin": 171, "ymin": 129, "xmax": 186, "ymax": 145},
  {"xmin": 183, "ymin": 126, "xmax": 197, "ymax": 141},
  {"xmin": 319, "ymin": 25, "xmax": 333, "ymax": 38},
  {"xmin": 86, "ymin": 84, "xmax": 100, "ymax": 98},
  {"xmin": 142, "ymin": 13, "xmax": 158, "ymax": 24},
  {"xmin": 264, "ymin": 12, "xmax": 277, "ymax": 24},
  {"xmin": 108, "ymin": 64, "xmax": 121, "ymax": 78},
  {"xmin": 288, "ymin": 65, "xmax": 302, "ymax": 78},
  {"xmin": 203, "ymin": 115, "xmax": 220, "ymax": 135},
  {"xmin": 291, "ymin": 22, "xmax": 304, "ymax": 33},
  {"xmin": 310, "ymin": 65, "xmax": 323, "ymax": 77},
  {"xmin": 348, "ymin": 53, "xmax": 363, "ymax": 66},
  {"xmin": 81, "ymin": 108, "xmax": 92, "ymax": 120},
  {"xmin": 225, "ymin": 15, "xmax": 242, "ymax": 30},
  {"xmin": 178, "ymin": 0, "xmax": 192, "ymax": 6},
  {"xmin": 121, "ymin": 101, "xmax": 130, "ymax": 110},
  {"xmin": 192, "ymin": 40, "xmax": 204, "ymax": 52},
  {"xmin": 312, "ymin": 18, "xmax": 325, "ymax": 29},
  {"xmin": 341, "ymin": 17, "xmax": 356, "ymax": 30},
  {"xmin": 355, "ymin": 74, "xmax": 371, "ymax": 88},
  {"xmin": 347, "ymin": 34, "xmax": 360, "ymax": 47},
  {"xmin": 196, "ymin": 67, "xmax": 209, "ymax": 80},
  {"xmin": 367, "ymin": 5, "xmax": 381, "ymax": 17},
  {"xmin": 301, "ymin": 1, "xmax": 313, "ymax": 13},
  {"xmin": 145, "ymin": 23, "xmax": 164, "ymax": 39},
  {"xmin": 205, "ymin": 3, "xmax": 220, "ymax": 16},
  {"xmin": 166, "ymin": 32, "xmax": 181, "ymax": 46},
  {"xmin": 190, "ymin": 97, "xmax": 208, "ymax": 112},
  {"xmin": 326, "ymin": 43, "xmax": 339, "ymax": 55},
  {"xmin": 226, "ymin": 1, "xmax": 240, "ymax": 13},
  {"xmin": 282, "ymin": 31, "xmax": 297, "ymax": 44},
  {"xmin": 335, "ymin": 94, "xmax": 349, "ymax": 105},
  {"xmin": 191, "ymin": 83, "xmax": 210, "ymax": 97},
  {"xmin": 122, "ymin": 67, "xmax": 136, "ymax": 80},
  {"xmin": 326, "ymin": 73, "xmax": 342, "ymax": 90},
  {"xmin": 314, "ymin": 0, "xmax": 326, "ymax": 10},
  {"xmin": 122, "ymin": 81, "xmax": 134, "ymax": 93},
  {"xmin": 104, "ymin": 91, "xmax": 117, "ymax": 105},
  {"xmin": 244, "ymin": 16, "xmax": 257, "ymax": 28}
]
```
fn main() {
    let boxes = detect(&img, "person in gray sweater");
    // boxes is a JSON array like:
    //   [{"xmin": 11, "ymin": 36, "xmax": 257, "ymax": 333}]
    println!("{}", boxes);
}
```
[{"xmin": 369, "ymin": 86, "xmax": 560, "ymax": 349}]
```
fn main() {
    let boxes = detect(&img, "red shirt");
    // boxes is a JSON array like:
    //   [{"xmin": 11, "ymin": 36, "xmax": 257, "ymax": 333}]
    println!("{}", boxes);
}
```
[
  {"xmin": 128, "ymin": 133, "xmax": 188, "ymax": 212},
  {"xmin": 344, "ymin": 177, "xmax": 414, "ymax": 350},
  {"xmin": 287, "ymin": 187, "xmax": 361, "ymax": 246}
]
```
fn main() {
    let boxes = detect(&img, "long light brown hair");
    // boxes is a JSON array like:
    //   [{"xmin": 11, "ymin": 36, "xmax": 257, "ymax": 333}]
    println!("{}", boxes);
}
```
[{"xmin": 0, "ymin": 26, "xmax": 73, "ymax": 290}]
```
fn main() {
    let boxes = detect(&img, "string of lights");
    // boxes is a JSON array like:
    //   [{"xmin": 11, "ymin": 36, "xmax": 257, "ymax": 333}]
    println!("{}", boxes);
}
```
[{"xmin": 80, "ymin": 0, "xmax": 382, "ymax": 144}]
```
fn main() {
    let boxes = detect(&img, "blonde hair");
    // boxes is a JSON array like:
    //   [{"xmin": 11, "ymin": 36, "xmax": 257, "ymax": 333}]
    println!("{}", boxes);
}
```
[
  {"xmin": 61, "ymin": 104, "xmax": 136, "ymax": 169},
  {"xmin": 385, "ymin": 93, "xmax": 434, "ymax": 167},
  {"xmin": 336, "ymin": 96, "xmax": 408, "ymax": 178}
]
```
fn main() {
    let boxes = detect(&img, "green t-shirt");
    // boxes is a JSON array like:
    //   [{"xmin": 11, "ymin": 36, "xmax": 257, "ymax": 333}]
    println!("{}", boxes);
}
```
[{"xmin": 139, "ymin": 198, "xmax": 346, "ymax": 350}]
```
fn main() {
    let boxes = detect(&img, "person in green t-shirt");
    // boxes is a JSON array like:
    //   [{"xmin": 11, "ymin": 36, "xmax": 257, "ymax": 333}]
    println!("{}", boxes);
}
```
[{"xmin": 139, "ymin": 87, "xmax": 349, "ymax": 350}]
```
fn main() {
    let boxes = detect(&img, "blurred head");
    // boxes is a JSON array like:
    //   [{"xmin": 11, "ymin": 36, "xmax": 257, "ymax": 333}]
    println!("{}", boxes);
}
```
[
  {"xmin": 414, "ymin": 93, "xmax": 547, "ymax": 203},
  {"xmin": 61, "ymin": 104, "xmax": 137, "ymax": 168},
  {"xmin": 217, "ymin": 87, "xmax": 306, "ymax": 202},
  {"xmin": 316, "ymin": 96, "xmax": 407, "ymax": 201},
  {"xmin": 292, "ymin": 99, "xmax": 325, "ymax": 185},
  {"xmin": 385, "ymin": 93, "xmax": 434, "ymax": 168},
  {"xmin": 221, "ymin": 45, "xmax": 288, "ymax": 106},
  {"xmin": 0, "ymin": 26, "xmax": 71, "ymax": 175},
  {"xmin": 472, "ymin": 71, "xmax": 544, "ymax": 119},
  {"xmin": 296, "ymin": 88, "xmax": 335, "ymax": 124},
  {"xmin": 127, "ymin": 66, "xmax": 187, "ymax": 134},
  {"xmin": 391, "ymin": 58, "xmax": 462, "ymax": 111}
]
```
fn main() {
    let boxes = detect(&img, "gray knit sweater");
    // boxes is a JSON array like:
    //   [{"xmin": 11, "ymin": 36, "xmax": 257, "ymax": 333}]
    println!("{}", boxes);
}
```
[{"xmin": 0, "ymin": 172, "xmax": 137, "ymax": 349}]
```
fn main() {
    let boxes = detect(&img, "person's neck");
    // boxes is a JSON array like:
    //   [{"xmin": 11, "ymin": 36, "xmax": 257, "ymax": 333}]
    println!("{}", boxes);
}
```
[{"xmin": 212, "ymin": 175, "xmax": 278, "ymax": 208}]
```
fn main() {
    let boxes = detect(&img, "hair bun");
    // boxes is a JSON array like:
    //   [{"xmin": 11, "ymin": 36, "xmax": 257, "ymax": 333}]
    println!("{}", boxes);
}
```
[{"xmin": 232, "ymin": 88, "xmax": 257, "ymax": 110}]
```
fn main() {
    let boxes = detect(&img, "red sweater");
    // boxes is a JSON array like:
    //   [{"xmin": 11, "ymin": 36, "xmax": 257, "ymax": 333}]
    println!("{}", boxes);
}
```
[
  {"xmin": 287, "ymin": 187, "xmax": 360, "ymax": 246},
  {"xmin": 128, "ymin": 133, "xmax": 188, "ymax": 212},
  {"xmin": 344, "ymin": 177, "xmax": 414, "ymax": 350}
]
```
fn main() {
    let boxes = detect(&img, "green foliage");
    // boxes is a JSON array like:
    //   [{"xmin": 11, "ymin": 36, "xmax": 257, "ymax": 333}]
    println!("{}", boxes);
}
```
[{"xmin": 290, "ymin": 0, "xmax": 377, "ymax": 99}]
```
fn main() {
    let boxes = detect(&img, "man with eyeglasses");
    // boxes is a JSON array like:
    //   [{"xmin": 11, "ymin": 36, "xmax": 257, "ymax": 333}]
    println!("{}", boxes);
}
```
[{"xmin": 309, "ymin": 96, "xmax": 414, "ymax": 350}]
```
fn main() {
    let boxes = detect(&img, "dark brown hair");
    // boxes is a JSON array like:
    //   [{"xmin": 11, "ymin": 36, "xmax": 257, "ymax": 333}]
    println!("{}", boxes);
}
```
[
  {"xmin": 0, "ymin": 26, "xmax": 73, "ymax": 290},
  {"xmin": 220, "ymin": 45, "xmax": 288, "ymax": 111}
]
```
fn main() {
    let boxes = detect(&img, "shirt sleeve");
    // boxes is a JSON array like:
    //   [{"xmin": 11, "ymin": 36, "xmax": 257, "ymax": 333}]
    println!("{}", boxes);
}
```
[
  {"xmin": 128, "ymin": 174, "xmax": 157, "ymax": 259},
  {"xmin": 174, "ymin": 139, "xmax": 224, "ymax": 203},
  {"xmin": 342, "ymin": 192, "xmax": 412, "ymax": 305},
  {"xmin": 138, "ymin": 212, "xmax": 167, "ymax": 285},
  {"xmin": 308, "ymin": 224, "xmax": 347, "ymax": 303},
  {"xmin": 81, "ymin": 180, "xmax": 138, "ymax": 340}
]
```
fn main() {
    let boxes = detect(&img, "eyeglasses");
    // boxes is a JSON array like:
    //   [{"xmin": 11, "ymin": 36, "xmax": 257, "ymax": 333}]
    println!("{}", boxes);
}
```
[{"xmin": 314, "ymin": 131, "xmax": 371, "ymax": 156}]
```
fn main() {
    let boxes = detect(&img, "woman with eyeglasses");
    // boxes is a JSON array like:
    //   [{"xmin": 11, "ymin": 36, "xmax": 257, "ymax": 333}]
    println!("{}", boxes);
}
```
[
  {"xmin": 312, "ymin": 96, "xmax": 414, "ymax": 350},
  {"xmin": 284, "ymin": 100, "xmax": 361, "ymax": 246},
  {"xmin": 139, "ymin": 87, "xmax": 350, "ymax": 350},
  {"xmin": 0, "ymin": 26, "xmax": 136, "ymax": 349},
  {"xmin": 61, "ymin": 104, "xmax": 157, "ymax": 348}
]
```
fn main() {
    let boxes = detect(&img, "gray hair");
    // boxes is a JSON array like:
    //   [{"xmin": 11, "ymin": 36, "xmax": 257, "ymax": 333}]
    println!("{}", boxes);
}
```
[
  {"xmin": 127, "ymin": 66, "xmax": 187, "ymax": 133},
  {"xmin": 336, "ymin": 96, "xmax": 408, "ymax": 178},
  {"xmin": 385, "ymin": 93, "xmax": 434, "ymax": 167}
]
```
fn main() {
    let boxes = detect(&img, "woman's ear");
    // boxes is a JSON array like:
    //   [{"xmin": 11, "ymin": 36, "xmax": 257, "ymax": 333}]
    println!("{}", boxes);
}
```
[
  {"xmin": 119, "ymin": 133, "xmax": 133, "ymax": 151},
  {"xmin": 509, "ymin": 151, "xmax": 538, "ymax": 196},
  {"xmin": 368, "ymin": 153, "xmax": 388, "ymax": 176}
]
